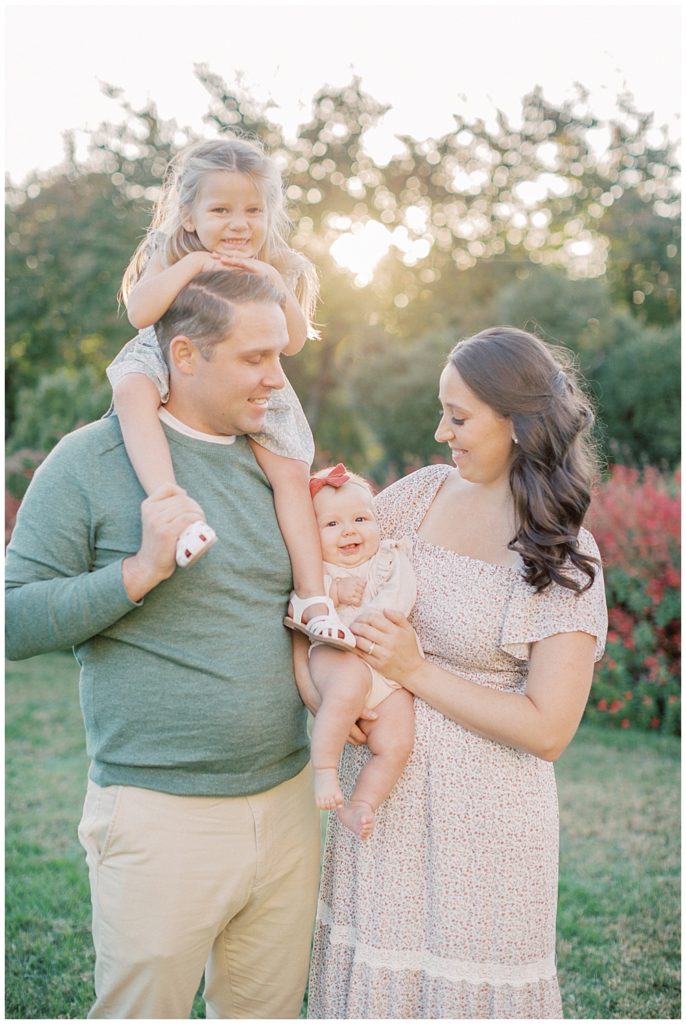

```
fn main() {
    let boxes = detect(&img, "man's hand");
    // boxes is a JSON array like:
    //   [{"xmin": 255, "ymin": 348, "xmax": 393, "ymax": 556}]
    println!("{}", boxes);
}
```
[
  {"xmin": 346, "ymin": 707, "xmax": 378, "ymax": 746},
  {"xmin": 122, "ymin": 484, "xmax": 206, "ymax": 602}
]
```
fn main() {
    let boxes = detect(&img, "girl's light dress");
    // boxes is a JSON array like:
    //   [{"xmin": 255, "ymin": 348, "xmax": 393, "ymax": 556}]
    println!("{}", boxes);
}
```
[
  {"xmin": 308, "ymin": 464, "xmax": 608, "ymax": 1019},
  {"xmin": 106, "ymin": 326, "xmax": 314, "ymax": 464}
]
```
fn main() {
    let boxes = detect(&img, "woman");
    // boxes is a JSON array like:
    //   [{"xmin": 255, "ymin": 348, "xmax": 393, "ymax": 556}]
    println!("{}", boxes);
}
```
[{"xmin": 306, "ymin": 326, "xmax": 608, "ymax": 1019}]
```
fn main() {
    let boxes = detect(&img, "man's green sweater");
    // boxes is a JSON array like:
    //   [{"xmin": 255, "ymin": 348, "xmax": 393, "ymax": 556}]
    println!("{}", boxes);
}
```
[{"xmin": 5, "ymin": 417, "xmax": 310, "ymax": 796}]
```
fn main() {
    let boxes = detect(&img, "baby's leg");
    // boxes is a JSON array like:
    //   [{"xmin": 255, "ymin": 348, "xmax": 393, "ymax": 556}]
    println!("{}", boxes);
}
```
[
  {"xmin": 308, "ymin": 647, "xmax": 372, "ymax": 810},
  {"xmin": 337, "ymin": 688, "xmax": 414, "ymax": 840}
]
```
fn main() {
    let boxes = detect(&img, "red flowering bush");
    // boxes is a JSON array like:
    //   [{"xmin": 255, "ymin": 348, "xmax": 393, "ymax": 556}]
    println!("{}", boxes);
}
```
[{"xmin": 585, "ymin": 465, "xmax": 680, "ymax": 735}]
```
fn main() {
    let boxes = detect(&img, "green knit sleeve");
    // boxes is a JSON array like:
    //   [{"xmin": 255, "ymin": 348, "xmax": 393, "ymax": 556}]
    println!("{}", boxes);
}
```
[{"xmin": 5, "ymin": 434, "xmax": 141, "ymax": 660}]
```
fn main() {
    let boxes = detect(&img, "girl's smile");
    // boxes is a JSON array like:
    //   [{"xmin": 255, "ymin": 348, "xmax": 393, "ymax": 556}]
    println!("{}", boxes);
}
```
[{"xmin": 182, "ymin": 171, "xmax": 268, "ymax": 258}]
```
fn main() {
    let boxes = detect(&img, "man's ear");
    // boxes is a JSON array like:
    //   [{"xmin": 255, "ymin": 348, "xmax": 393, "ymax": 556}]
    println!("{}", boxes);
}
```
[{"xmin": 168, "ymin": 335, "xmax": 196, "ymax": 374}]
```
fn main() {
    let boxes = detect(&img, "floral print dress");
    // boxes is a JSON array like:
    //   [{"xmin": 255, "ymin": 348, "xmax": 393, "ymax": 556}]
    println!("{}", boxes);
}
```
[{"xmin": 308, "ymin": 465, "xmax": 607, "ymax": 1019}]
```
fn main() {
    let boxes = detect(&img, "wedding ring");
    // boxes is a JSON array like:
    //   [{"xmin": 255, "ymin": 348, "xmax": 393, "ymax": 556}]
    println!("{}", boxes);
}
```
[{"xmin": 368, "ymin": 642, "xmax": 376, "ymax": 655}]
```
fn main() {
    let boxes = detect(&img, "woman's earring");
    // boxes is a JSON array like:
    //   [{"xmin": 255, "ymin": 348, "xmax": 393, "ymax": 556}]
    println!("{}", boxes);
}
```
[{"xmin": 512, "ymin": 435, "xmax": 519, "ymax": 444}]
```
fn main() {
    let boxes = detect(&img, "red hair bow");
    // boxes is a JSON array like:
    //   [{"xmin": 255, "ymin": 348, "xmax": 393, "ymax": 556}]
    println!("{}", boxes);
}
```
[{"xmin": 309, "ymin": 463, "xmax": 350, "ymax": 498}]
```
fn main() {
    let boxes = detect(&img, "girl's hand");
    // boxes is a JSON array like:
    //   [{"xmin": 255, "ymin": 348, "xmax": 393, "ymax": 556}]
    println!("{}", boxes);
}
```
[
  {"xmin": 188, "ymin": 250, "xmax": 225, "ymax": 274},
  {"xmin": 352, "ymin": 608, "xmax": 424, "ymax": 686},
  {"xmin": 213, "ymin": 253, "xmax": 286, "ymax": 290},
  {"xmin": 212, "ymin": 256, "xmax": 307, "ymax": 356},
  {"xmin": 335, "ymin": 576, "xmax": 366, "ymax": 607}
]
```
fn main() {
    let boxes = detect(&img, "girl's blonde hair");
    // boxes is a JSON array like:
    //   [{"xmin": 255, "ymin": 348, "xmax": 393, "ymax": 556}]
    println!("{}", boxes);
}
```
[{"xmin": 120, "ymin": 135, "xmax": 319, "ymax": 336}]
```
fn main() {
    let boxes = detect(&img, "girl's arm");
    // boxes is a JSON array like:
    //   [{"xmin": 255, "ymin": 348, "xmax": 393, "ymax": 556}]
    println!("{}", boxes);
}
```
[
  {"xmin": 213, "ymin": 254, "xmax": 308, "ymax": 355},
  {"xmin": 112, "ymin": 374, "xmax": 176, "ymax": 494},
  {"xmin": 126, "ymin": 250, "xmax": 220, "ymax": 329},
  {"xmin": 352, "ymin": 609, "xmax": 597, "ymax": 762},
  {"xmin": 279, "ymin": 287, "xmax": 308, "ymax": 355}
]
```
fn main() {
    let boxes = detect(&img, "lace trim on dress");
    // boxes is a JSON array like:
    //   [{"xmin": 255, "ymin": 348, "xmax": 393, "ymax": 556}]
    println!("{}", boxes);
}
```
[{"xmin": 316, "ymin": 901, "xmax": 557, "ymax": 987}]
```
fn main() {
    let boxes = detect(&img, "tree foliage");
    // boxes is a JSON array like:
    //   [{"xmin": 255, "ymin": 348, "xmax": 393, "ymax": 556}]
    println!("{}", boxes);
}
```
[
  {"xmin": 584, "ymin": 315, "xmax": 681, "ymax": 467},
  {"xmin": 6, "ymin": 170, "xmax": 140, "ymax": 430},
  {"xmin": 5, "ymin": 71, "xmax": 681, "ymax": 473}
]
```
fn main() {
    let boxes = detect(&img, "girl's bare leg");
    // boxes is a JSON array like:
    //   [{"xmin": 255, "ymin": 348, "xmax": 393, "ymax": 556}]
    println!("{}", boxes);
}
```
[
  {"xmin": 250, "ymin": 444, "xmax": 332, "ymax": 624},
  {"xmin": 115, "ymin": 374, "xmax": 214, "ymax": 567},
  {"xmin": 114, "ymin": 375, "xmax": 177, "ymax": 492},
  {"xmin": 337, "ymin": 688, "xmax": 414, "ymax": 839},
  {"xmin": 308, "ymin": 647, "xmax": 371, "ymax": 809}
]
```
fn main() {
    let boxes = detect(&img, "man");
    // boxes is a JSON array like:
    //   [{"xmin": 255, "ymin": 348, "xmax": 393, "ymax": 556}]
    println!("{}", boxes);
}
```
[{"xmin": 5, "ymin": 271, "xmax": 321, "ymax": 1019}]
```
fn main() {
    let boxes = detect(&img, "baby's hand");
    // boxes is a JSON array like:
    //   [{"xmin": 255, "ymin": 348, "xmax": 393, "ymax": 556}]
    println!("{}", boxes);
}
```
[{"xmin": 335, "ymin": 576, "xmax": 366, "ymax": 607}]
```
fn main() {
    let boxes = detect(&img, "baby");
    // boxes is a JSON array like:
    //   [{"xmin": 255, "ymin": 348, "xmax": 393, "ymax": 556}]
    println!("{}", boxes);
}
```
[{"xmin": 302, "ymin": 464, "xmax": 417, "ymax": 839}]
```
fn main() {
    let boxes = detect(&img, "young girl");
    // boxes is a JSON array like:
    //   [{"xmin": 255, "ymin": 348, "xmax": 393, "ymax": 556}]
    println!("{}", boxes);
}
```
[
  {"xmin": 109, "ymin": 136, "xmax": 353, "ymax": 649},
  {"xmin": 302, "ymin": 464, "xmax": 417, "ymax": 840}
]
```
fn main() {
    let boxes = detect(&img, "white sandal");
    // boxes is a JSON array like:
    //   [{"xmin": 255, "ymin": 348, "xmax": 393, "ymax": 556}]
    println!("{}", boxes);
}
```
[
  {"xmin": 284, "ymin": 593, "xmax": 356, "ymax": 651},
  {"xmin": 176, "ymin": 520, "xmax": 218, "ymax": 568}
]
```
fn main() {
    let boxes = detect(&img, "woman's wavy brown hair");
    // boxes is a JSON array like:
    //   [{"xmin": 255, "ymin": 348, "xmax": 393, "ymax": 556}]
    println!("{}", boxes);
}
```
[{"xmin": 449, "ymin": 326, "xmax": 600, "ymax": 593}]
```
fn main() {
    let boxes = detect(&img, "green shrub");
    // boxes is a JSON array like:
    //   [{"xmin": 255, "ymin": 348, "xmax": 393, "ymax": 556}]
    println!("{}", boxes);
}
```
[
  {"xmin": 495, "ymin": 266, "xmax": 612, "ymax": 349},
  {"xmin": 6, "ymin": 365, "xmax": 111, "ymax": 465},
  {"xmin": 583, "ymin": 314, "xmax": 680, "ymax": 468},
  {"xmin": 347, "ymin": 331, "xmax": 450, "ymax": 475}
]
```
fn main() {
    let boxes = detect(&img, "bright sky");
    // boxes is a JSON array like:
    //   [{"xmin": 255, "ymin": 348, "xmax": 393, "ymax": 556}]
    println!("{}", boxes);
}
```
[{"xmin": 4, "ymin": 1, "xmax": 682, "ymax": 185}]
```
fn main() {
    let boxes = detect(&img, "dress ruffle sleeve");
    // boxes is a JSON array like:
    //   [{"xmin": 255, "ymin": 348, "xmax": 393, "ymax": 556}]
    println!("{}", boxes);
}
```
[
  {"xmin": 500, "ymin": 527, "xmax": 608, "ymax": 663},
  {"xmin": 364, "ymin": 538, "xmax": 417, "ymax": 616}
]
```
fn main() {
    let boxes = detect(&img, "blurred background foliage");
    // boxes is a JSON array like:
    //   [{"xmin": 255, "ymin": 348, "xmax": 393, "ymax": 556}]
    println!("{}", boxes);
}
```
[
  {"xmin": 5, "ymin": 70, "xmax": 680, "ymax": 477},
  {"xmin": 4, "ymin": 70, "xmax": 681, "ymax": 734}
]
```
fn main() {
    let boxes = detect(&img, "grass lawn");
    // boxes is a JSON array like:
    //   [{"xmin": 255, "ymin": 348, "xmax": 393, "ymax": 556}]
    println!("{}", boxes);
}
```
[{"xmin": 5, "ymin": 651, "xmax": 681, "ymax": 1019}]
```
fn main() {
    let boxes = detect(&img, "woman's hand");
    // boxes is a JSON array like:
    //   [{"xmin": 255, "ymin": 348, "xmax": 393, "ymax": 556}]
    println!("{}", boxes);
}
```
[{"xmin": 352, "ymin": 608, "xmax": 424, "ymax": 687}]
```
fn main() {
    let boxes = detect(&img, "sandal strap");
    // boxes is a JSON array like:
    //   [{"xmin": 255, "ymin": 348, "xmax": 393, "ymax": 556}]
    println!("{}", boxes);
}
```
[
  {"xmin": 288, "ymin": 593, "xmax": 335, "ymax": 623},
  {"xmin": 287, "ymin": 592, "xmax": 356, "ymax": 648},
  {"xmin": 304, "ymin": 613, "xmax": 355, "ymax": 645}
]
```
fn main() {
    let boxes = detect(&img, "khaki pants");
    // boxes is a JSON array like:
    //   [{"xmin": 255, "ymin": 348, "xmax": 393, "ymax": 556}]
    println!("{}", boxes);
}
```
[{"xmin": 78, "ymin": 765, "xmax": 320, "ymax": 1019}]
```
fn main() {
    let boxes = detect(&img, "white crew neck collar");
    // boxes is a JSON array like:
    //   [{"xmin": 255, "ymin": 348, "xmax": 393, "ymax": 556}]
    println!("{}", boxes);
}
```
[{"xmin": 159, "ymin": 408, "xmax": 236, "ymax": 445}]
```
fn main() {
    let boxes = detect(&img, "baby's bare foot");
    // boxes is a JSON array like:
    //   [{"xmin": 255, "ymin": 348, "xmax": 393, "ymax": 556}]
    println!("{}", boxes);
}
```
[
  {"xmin": 337, "ymin": 800, "xmax": 375, "ymax": 840},
  {"xmin": 314, "ymin": 767, "xmax": 344, "ymax": 810}
]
